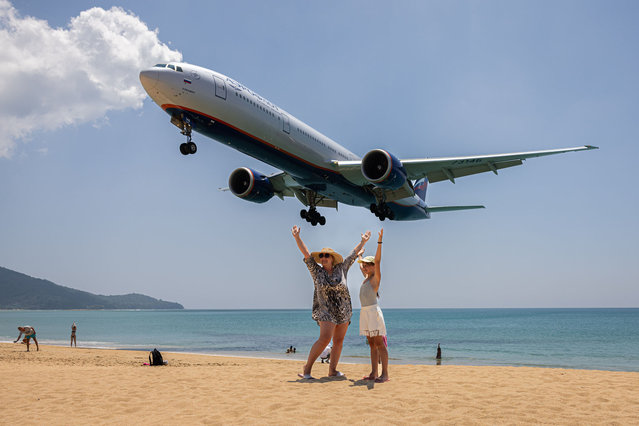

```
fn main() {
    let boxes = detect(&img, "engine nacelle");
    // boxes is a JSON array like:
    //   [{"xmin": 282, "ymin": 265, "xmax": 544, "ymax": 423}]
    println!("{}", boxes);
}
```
[
  {"xmin": 361, "ymin": 149, "xmax": 407, "ymax": 190},
  {"xmin": 228, "ymin": 167, "xmax": 274, "ymax": 203}
]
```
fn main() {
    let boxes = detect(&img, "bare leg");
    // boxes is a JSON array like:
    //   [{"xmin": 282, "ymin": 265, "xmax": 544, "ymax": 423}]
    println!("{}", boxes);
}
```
[
  {"xmin": 26, "ymin": 339, "xmax": 29, "ymax": 352},
  {"xmin": 373, "ymin": 336, "xmax": 389, "ymax": 381},
  {"xmin": 33, "ymin": 337, "xmax": 39, "ymax": 351},
  {"xmin": 303, "ymin": 322, "xmax": 335, "ymax": 376},
  {"xmin": 365, "ymin": 336, "xmax": 379, "ymax": 379},
  {"xmin": 328, "ymin": 322, "xmax": 349, "ymax": 376}
]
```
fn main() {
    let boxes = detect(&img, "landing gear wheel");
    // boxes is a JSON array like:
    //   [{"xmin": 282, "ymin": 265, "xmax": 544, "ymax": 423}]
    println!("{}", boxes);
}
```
[
  {"xmin": 301, "ymin": 207, "xmax": 326, "ymax": 226},
  {"xmin": 179, "ymin": 141, "xmax": 197, "ymax": 155},
  {"xmin": 371, "ymin": 201, "xmax": 394, "ymax": 221},
  {"xmin": 177, "ymin": 116, "xmax": 196, "ymax": 155}
]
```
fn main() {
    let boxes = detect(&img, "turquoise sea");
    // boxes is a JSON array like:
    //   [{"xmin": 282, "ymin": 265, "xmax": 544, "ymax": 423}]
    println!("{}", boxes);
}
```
[{"xmin": 1, "ymin": 309, "xmax": 638, "ymax": 372}]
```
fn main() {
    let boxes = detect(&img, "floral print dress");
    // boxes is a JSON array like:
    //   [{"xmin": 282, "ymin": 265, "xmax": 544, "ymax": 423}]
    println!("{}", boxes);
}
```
[{"xmin": 303, "ymin": 250, "xmax": 357, "ymax": 324}]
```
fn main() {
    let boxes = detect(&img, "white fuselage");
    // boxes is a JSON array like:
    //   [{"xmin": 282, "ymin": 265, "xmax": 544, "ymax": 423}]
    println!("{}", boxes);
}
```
[{"xmin": 140, "ymin": 62, "xmax": 427, "ymax": 215}]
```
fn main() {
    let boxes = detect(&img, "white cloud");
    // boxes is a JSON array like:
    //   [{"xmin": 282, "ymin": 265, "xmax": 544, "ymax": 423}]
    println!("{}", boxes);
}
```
[{"xmin": 0, "ymin": 1, "xmax": 182, "ymax": 158}]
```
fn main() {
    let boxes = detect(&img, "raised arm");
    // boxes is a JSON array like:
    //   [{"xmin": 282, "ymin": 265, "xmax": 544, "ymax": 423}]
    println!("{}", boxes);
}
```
[
  {"xmin": 291, "ymin": 226, "xmax": 311, "ymax": 259},
  {"xmin": 371, "ymin": 228, "xmax": 383, "ymax": 292},
  {"xmin": 357, "ymin": 248, "xmax": 366, "ymax": 276},
  {"xmin": 353, "ymin": 231, "xmax": 371, "ymax": 255}
]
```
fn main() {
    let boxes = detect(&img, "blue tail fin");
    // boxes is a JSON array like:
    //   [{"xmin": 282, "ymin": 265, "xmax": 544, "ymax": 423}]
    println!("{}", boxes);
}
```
[{"xmin": 414, "ymin": 178, "xmax": 428, "ymax": 201}]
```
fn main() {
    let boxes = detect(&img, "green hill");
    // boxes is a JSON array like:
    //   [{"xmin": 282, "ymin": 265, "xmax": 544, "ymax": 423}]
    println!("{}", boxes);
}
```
[{"xmin": 0, "ymin": 266, "xmax": 183, "ymax": 309}]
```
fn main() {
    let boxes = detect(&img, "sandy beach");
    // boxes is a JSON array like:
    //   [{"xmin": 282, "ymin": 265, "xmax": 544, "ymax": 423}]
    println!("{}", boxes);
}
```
[{"xmin": 1, "ymin": 343, "xmax": 637, "ymax": 424}]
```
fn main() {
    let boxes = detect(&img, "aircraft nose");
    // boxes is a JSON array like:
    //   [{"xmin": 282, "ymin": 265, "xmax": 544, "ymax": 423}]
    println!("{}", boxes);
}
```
[{"xmin": 139, "ymin": 69, "xmax": 159, "ymax": 91}]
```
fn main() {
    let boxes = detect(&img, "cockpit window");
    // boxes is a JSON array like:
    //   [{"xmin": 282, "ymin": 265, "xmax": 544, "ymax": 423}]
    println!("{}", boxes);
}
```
[{"xmin": 153, "ymin": 63, "xmax": 183, "ymax": 72}]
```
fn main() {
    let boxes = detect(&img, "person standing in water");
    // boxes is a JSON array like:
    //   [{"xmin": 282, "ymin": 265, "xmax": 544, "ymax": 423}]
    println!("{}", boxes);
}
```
[
  {"xmin": 358, "ymin": 228, "xmax": 389, "ymax": 383},
  {"xmin": 70, "ymin": 322, "xmax": 77, "ymax": 347},
  {"xmin": 292, "ymin": 225, "xmax": 371, "ymax": 379}
]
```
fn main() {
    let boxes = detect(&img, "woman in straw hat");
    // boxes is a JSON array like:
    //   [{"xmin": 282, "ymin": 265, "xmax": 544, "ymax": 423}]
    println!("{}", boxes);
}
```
[
  {"xmin": 292, "ymin": 225, "xmax": 371, "ymax": 379},
  {"xmin": 357, "ymin": 228, "xmax": 389, "ymax": 382}
]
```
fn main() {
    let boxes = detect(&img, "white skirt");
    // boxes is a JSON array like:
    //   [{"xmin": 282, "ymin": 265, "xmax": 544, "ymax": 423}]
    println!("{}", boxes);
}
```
[{"xmin": 359, "ymin": 304, "xmax": 386, "ymax": 337}]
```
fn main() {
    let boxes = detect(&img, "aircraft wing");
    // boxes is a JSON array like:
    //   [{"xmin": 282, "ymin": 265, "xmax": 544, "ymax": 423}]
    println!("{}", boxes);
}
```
[
  {"xmin": 219, "ymin": 171, "xmax": 338, "ymax": 208},
  {"xmin": 335, "ymin": 145, "xmax": 598, "ymax": 185},
  {"xmin": 266, "ymin": 171, "xmax": 299, "ymax": 198},
  {"xmin": 401, "ymin": 145, "xmax": 598, "ymax": 183}
]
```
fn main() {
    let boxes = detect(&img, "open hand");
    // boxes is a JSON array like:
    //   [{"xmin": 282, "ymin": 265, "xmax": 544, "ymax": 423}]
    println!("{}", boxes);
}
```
[
  {"xmin": 361, "ymin": 231, "xmax": 371, "ymax": 243},
  {"xmin": 378, "ymin": 228, "xmax": 384, "ymax": 242},
  {"xmin": 291, "ymin": 226, "xmax": 300, "ymax": 238}
]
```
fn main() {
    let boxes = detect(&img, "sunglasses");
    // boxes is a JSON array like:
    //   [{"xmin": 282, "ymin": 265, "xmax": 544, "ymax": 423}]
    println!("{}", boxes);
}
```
[{"xmin": 318, "ymin": 253, "xmax": 332, "ymax": 259}]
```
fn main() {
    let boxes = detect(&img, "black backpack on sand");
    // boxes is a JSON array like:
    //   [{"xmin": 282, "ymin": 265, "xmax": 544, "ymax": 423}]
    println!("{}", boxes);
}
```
[{"xmin": 149, "ymin": 348, "xmax": 164, "ymax": 366}]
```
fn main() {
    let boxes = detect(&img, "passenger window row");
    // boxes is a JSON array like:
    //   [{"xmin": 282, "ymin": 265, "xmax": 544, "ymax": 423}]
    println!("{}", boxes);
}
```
[
  {"xmin": 298, "ymin": 127, "xmax": 321, "ymax": 144},
  {"xmin": 235, "ymin": 91, "xmax": 279, "ymax": 119}
]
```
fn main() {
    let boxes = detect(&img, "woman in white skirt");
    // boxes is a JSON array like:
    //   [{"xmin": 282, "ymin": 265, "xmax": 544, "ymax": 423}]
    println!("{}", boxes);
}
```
[{"xmin": 357, "ymin": 228, "xmax": 389, "ymax": 383}]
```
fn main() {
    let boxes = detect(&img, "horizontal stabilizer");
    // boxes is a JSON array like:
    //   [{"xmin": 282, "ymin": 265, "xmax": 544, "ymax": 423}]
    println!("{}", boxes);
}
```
[{"xmin": 426, "ymin": 205, "xmax": 485, "ymax": 213}]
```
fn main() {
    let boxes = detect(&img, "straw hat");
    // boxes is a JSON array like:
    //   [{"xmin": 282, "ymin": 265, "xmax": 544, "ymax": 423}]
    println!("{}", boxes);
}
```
[
  {"xmin": 311, "ymin": 247, "xmax": 343, "ymax": 265},
  {"xmin": 357, "ymin": 255, "xmax": 375, "ymax": 264}
]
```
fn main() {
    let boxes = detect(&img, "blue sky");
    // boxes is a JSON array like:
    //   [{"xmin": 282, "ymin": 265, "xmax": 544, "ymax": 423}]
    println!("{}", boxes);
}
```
[{"xmin": 1, "ymin": 0, "xmax": 637, "ymax": 308}]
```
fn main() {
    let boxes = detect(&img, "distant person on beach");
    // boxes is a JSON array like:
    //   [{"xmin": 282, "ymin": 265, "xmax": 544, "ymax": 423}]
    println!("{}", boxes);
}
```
[
  {"xmin": 71, "ymin": 322, "xmax": 77, "ymax": 347},
  {"xmin": 14, "ymin": 326, "xmax": 39, "ymax": 352},
  {"xmin": 292, "ymin": 225, "xmax": 371, "ymax": 379},
  {"xmin": 357, "ymin": 228, "xmax": 389, "ymax": 383}
]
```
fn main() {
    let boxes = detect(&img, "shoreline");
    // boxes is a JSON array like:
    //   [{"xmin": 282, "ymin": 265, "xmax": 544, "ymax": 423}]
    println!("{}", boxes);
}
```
[
  {"xmin": 3, "ymin": 339, "xmax": 637, "ymax": 373},
  {"xmin": 3, "ymin": 308, "xmax": 637, "ymax": 373},
  {"xmin": 1, "ymin": 343, "xmax": 638, "ymax": 423}
]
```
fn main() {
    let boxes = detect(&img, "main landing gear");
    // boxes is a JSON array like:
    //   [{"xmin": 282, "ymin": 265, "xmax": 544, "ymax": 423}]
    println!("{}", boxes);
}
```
[
  {"xmin": 178, "ymin": 118, "xmax": 197, "ymax": 155},
  {"xmin": 370, "ymin": 202, "xmax": 395, "ymax": 221},
  {"xmin": 300, "ymin": 208, "xmax": 326, "ymax": 226}
]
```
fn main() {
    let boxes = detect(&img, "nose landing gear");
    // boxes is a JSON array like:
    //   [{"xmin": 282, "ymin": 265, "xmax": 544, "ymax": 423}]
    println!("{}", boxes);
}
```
[
  {"xmin": 179, "ymin": 140, "xmax": 197, "ymax": 155},
  {"xmin": 175, "ymin": 117, "xmax": 197, "ymax": 156}
]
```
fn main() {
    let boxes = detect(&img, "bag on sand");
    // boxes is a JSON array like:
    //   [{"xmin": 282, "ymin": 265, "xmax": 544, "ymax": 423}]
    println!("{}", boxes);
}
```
[{"xmin": 149, "ymin": 348, "xmax": 164, "ymax": 366}]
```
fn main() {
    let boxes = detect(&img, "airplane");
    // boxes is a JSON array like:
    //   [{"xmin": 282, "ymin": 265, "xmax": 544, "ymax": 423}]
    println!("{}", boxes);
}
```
[{"xmin": 139, "ymin": 62, "xmax": 597, "ymax": 226}]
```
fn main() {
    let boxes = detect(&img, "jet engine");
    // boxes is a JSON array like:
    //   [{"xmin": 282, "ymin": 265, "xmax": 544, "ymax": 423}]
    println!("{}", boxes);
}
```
[
  {"xmin": 228, "ymin": 167, "xmax": 274, "ymax": 203},
  {"xmin": 361, "ymin": 149, "xmax": 407, "ymax": 190}
]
